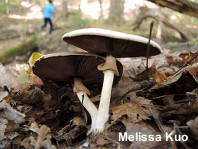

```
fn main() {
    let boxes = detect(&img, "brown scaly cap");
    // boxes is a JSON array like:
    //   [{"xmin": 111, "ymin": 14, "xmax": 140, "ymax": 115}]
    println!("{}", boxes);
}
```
[{"xmin": 62, "ymin": 28, "xmax": 163, "ymax": 58}]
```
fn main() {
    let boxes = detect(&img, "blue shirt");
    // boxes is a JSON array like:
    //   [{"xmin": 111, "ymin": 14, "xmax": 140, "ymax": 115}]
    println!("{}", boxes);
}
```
[{"xmin": 43, "ymin": 4, "xmax": 55, "ymax": 18}]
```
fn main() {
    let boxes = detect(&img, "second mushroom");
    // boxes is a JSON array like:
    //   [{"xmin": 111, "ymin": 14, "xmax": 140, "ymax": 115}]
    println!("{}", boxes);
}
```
[{"xmin": 32, "ymin": 52, "xmax": 123, "ymax": 134}]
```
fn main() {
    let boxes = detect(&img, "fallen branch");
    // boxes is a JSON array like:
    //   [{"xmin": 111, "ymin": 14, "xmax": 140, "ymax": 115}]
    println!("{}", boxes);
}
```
[
  {"xmin": 147, "ymin": 0, "xmax": 198, "ymax": 18},
  {"xmin": 0, "ymin": 38, "xmax": 37, "ymax": 64},
  {"xmin": 131, "ymin": 7, "xmax": 189, "ymax": 42}
]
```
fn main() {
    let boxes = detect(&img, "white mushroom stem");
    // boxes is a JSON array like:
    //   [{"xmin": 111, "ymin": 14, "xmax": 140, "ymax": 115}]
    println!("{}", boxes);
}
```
[
  {"xmin": 94, "ymin": 55, "xmax": 119, "ymax": 132},
  {"xmin": 76, "ymin": 92, "xmax": 97, "ymax": 135},
  {"xmin": 73, "ymin": 78, "xmax": 98, "ymax": 135}
]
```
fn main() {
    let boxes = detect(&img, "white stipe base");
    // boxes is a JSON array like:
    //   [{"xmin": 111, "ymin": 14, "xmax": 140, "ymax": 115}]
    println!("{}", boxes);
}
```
[{"xmin": 94, "ymin": 70, "xmax": 115, "ymax": 132}]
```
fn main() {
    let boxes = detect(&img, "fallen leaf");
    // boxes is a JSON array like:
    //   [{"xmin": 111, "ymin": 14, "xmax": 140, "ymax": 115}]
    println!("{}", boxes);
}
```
[
  {"xmin": 35, "ymin": 125, "xmax": 51, "ymax": 149},
  {"xmin": 185, "ymin": 63, "xmax": 198, "ymax": 83},
  {"xmin": 154, "ymin": 66, "xmax": 167, "ymax": 83},
  {"xmin": 179, "ymin": 51, "xmax": 198, "ymax": 63},
  {"xmin": 0, "ymin": 91, "xmax": 8, "ymax": 102},
  {"xmin": 28, "ymin": 52, "xmax": 44, "ymax": 68},
  {"xmin": 0, "ymin": 100, "xmax": 25, "ymax": 123},
  {"xmin": 0, "ymin": 119, "xmax": 8, "ymax": 141},
  {"xmin": 126, "ymin": 122, "xmax": 155, "ymax": 139},
  {"xmin": 0, "ymin": 64, "xmax": 20, "ymax": 91},
  {"xmin": 96, "ymin": 138, "xmax": 110, "ymax": 146},
  {"xmin": 187, "ymin": 116, "xmax": 198, "ymax": 141},
  {"xmin": 112, "ymin": 97, "xmax": 152, "ymax": 123}
]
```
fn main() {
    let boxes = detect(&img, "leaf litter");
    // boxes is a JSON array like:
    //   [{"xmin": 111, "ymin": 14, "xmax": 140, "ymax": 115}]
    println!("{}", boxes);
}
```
[{"xmin": 0, "ymin": 50, "xmax": 198, "ymax": 148}]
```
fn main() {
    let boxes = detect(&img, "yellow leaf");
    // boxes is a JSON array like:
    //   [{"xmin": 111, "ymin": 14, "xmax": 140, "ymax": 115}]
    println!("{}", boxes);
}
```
[{"xmin": 28, "ymin": 52, "xmax": 43, "ymax": 68}]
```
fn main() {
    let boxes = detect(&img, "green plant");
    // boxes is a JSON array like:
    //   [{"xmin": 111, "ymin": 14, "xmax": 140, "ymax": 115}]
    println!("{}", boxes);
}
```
[
  {"xmin": 69, "ymin": 12, "xmax": 94, "ymax": 28},
  {"xmin": 0, "ymin": 1, "xmax": 7, "ymax": 13}
]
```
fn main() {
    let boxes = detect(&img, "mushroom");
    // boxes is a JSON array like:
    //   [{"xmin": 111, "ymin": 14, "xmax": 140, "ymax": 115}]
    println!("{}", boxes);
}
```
[
  {"xmin": 32, "ymin": 52, "xmax": 123, "ymax": 134},
  {"xmin": 62, "ymin": 28, "xmax": 163, "ymax": 132}
]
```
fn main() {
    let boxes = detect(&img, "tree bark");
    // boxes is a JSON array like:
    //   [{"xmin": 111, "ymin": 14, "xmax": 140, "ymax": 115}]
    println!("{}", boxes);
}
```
[
  {"xmin": 62, "ymin": 0, "xmax": 68, "ymax": 17},
  {"xmin": 5, "ymin": 0, "xmax": 9, "ymax": 14},
  {"xmin": 147, "ymin": 0, "xmax": 198, "ymax": 18},
  {"xmin": 108, "ymin": 0, "xmax": 125, "ymax": 23},
  {"xmin": 99, "ymin": 0, "xmax": 104, "ymax": 20}
]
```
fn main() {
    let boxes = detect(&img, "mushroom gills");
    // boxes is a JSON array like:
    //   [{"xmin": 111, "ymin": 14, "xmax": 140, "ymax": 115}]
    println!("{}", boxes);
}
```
[{"xmin": 73, "ymin": 78, "xmax": 98, "ymax": 135}]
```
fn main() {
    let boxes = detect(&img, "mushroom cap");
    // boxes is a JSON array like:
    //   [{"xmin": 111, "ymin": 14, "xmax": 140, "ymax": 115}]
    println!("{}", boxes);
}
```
[
  {"xmin": 32, "ymin": 52, "xmax": 123, "ymax": 88},
  {"xmin": 62, "ymin": 28, "xmax": 163, "ymax": 58}
]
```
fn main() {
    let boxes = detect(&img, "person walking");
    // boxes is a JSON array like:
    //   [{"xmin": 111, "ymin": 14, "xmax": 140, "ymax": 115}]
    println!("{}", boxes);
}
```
[{"xmin": 40, "ymin": 0, "xmax": 55, "ymax": 35}]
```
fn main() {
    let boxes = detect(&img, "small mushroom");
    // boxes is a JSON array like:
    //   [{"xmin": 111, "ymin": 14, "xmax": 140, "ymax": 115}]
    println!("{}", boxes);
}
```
[
  {"xmin": 62, "ymin": 28, "xmax": 163, "ymax": 132},
  {"xmin": 32, "ymin": 52, "xmax": 123, "ymax": 134}
]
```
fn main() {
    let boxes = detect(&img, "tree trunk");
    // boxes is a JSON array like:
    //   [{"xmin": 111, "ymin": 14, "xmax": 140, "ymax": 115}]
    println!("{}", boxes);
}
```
[
  {"xmin": 156, "ymin": 21, "xmax": 162, "ymax": 39},
  {"xmin": 108, "ymin": 0, "xmax": 125, "ymax": 23},
  {"xmin": 5, "ymin": 0, "xmax": 9, "ymax": 14},
  {"xmin": 62, "ymin": 0, "xmax": 68, "ymax": 17},
  {"xmin": 99, "ymin": 0, "xmax": 104, "ymax": 20},
  {"xmin": 147, "ymin": 0, "xmax": 198, "ymax": 18},
  {"xmin": 78, "ymin": 0, "xmax": 81, "ymax": 14}
]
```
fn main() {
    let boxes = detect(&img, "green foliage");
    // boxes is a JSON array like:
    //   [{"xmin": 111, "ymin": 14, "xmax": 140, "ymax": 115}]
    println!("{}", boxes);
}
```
[
  {"xmin": 190, "ymin": 36, "xmax": 198, "ymax": 46},
  {"xmin": 101, "ymin": 22, "xmax": 133, "ymax": 34},
  {"xmin": 189, "ymin": 0, "xmax": 198, "ymax": 3},
  {"xmin": 87, "ymin": 0, "xmax": 97, "ymax": 3},
  {"xmin": 68, "ymin": 11, "xmax": 94, "ymax": 28},
  {"xmin": 0, "ymin": 1, "xmax": 7, "ymax": 13},
  {"xmin": 167, "ymin": 41, "xmax": 179, "ymax": 46},
  {"xmin": 0, "ymin": 38, "xmax": 36, "ymax": 61}
]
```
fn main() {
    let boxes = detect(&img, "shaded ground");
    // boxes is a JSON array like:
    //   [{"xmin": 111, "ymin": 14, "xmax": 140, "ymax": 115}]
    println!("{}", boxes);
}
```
[
  {"xmin": 0, "ymin": 1, "xmax": 198, "ymax": 148},
  {"xmin": 1, "ymin": 50, "xmax": 198, "ymax": 148}
]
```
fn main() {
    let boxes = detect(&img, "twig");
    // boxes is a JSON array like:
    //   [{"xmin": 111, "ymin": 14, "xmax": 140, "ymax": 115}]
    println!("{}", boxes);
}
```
[
  {"xmin": 35, "ymin": 125, "xmax": 50, "ymax": 149},
  {"xmin": 146, "ymin": 21, "xmax": 154, "ymax": 80},
  {"xmin": 173, "ymin": 51, "xmax": 198, "ymax": 77},
  {"xmin": 175, "ymin": 124, "xmax": 191, "ymax": 149},
  {"xmin": 82, "ymin": 94, "xmax": 84, "ymax": 106}
]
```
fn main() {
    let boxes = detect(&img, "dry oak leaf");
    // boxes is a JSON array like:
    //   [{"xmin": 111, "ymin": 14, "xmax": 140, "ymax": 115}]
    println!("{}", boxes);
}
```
[
  {"xmin": 179, "ymin": 51, "xmax": 198, "ymax": 63},
  {"xmin": 154, "ymin": 66, "xmax": 167, "ymax": 84},
  {"xmin": 112, "ymin": 97, "xmax": 152, "ymax": 123},
  {"xmin": 184, "ymin": 63, "xmax": 198, "ymax": 83},
  {"xmin": 162, "ymin": 101, "xmax": 198, "ymax": 117}
]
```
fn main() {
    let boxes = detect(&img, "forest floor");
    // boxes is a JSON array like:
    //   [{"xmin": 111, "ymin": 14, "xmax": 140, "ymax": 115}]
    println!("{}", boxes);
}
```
[{"xmin": 0, "ymin": 4, "xmax": 198, "ymax": 148}]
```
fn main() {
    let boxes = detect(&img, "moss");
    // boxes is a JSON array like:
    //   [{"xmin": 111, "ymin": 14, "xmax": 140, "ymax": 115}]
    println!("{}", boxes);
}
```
[{"xmin": 0, "ymin": 38, "xmax": 37, "ymax": 61}]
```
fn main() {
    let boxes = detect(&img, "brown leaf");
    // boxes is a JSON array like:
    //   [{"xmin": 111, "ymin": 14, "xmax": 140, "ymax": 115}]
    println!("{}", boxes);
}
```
[
  {"xmin": 0, "ymin": 100, "xmax": 25, "ymax": 123},
  {"xmin": 179, "ymin": 51, "xmax": 198, "ymax": 63},
  {"xmin": 96, "ymin": 138, "xmax": 110, "ymax": 146},
  {"xmin": 126, "ymin": 121, "xmax": 155, "ymax": 137},
  {"xmin": 112, "ymin": 97, "xmax": 152, "ymax": 123},
  {"xmin": 35, "ymin": 125, "xmax": 51, "ymax": 149},
  {"xmin": 20, "ymin": 87, "xmax": 44, "ymax": 105},
  {"xmin": 111, "ymin": 77, "xmax": 148, "ymax": 101},
  {"xmin": 21, "ymin": 137, "xmax": 34, "ymax": 149},
  {"xmin": 5, "ymin": 120, "xmax": 19, "ymax": 133},
  {"xmin": 129, "ymin": 137, "xmax": 170, "ymax": 149},
  {"xmin": 162, "ymin": 101, "xmax": 198, "ymax": 118},
  {"xmin": 187, "ymin": 116, "xmax": 198, "ymax": 141},
  {"xmin": 185, "ymin": 63, "xmax": 198, "ymax": 83},
  {"xmin": 64, "ymin": 125, "xmax": 87, "ymax": 146},
  {"xmin": 72, "ymin": 117, "xmax": 86, "ymax": 126},
  {"xmin": 0, "ymin": 64, "xmax": 20, "ymax": 91},
  {"xmin": 166, "ymin": 54, "xmax": 183, "ymax": 67},
  {"xmin": 154, "ymin": 66, "xmax": 167, "ymax": 83}
]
